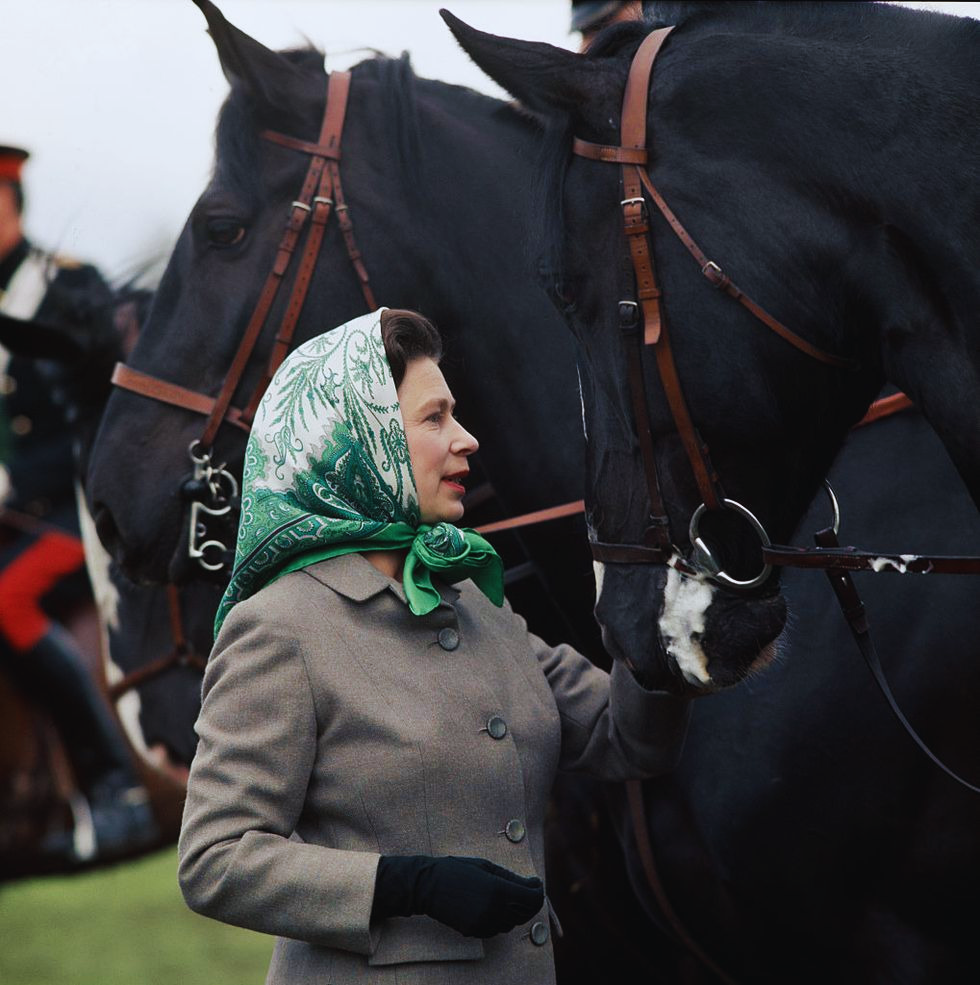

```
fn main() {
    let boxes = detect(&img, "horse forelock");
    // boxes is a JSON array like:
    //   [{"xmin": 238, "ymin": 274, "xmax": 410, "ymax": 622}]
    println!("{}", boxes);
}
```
[{"xmin": 214, "ymin": 47, "xmax": 326, "ymax": 202}]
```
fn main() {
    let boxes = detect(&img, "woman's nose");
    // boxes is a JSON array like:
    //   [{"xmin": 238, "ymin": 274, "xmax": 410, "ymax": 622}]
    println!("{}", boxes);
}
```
[{"xmin": 452, "ymin": 420, "xmax": 479, "ymax": 455}]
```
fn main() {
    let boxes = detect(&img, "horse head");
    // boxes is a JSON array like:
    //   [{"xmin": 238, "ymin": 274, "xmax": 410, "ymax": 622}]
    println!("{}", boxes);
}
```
[
  {"xmin": 443, "ymin": 3, "xmax": 980, "ymax": 693},
  {"xmin": 86, "ymin": 0, "xmax": 583, "ymax": 600}
]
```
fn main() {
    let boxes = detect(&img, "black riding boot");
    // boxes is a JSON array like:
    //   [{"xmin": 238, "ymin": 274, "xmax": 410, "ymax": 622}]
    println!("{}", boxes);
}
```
[{"xmin": 3, "ymin": 625, "xmax": 158, "ymax": 862}]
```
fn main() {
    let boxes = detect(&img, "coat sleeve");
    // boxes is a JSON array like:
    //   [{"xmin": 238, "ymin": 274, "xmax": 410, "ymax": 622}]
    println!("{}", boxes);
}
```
[
  {"xmin": 529, "ymin": 622, "xmax": 690, "ymax": 780},
  {"xmin": 177, "ymin": 600, "xmax": 380, "ymax": 953}
]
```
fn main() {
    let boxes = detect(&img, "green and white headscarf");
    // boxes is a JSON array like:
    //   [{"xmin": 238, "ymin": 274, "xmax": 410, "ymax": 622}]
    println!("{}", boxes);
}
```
[{"xmin": 214, "ymin": 309, "xmax": 504, "ymax": 636}]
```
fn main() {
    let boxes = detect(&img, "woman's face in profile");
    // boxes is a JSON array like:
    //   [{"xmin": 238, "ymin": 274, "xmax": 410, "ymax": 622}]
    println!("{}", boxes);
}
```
[{"xmin": 397, "ymin": 357, "xmax": 479, "ymax": 524}]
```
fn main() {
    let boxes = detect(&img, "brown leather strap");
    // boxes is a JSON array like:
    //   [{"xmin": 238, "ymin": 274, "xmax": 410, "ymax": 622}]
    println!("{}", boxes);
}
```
[
  {"xmin": 198, "ymin": 182, "xmax": 320, "ymax": 448},
  {"xmin": 330, "ymin": 160, "xmax": 377, "ymax": 310},
  {"xmin": 572, "ymin": 26, "xmax": 856, "ymax": 373},
  {"xmin": 200, "ymin": 74, "xmax": 354, "ymax": 446},
  {"xmin": 626, "ymin": 780, "xmax": 739, "ymax": 985},
  {"xmin": 111, "ymin": 364, "xmax": 251, "ymax": 432},
  {"xmin": 108, "ymin": 585, "xmax": 207, "ymax": 701},
  {"xmin": 633, "ymin": 169, "xmax": 857, "ymax": 371},
  {"xmin": 856, "ymin": 392, "xmax": 914, "ymax": 428},
  {"xmin": 763, "ymin": 544, "xmax": 980, "ymax": 574},
  {"xmin": 610, "ymin": 28, "xmax": 724, "ymax": 517},
  {"xmin": 243, "ymin": 90, "xmax": 350, "ymax": 422},
  {"xmin": 113, "ymin": 72, "xmax": 370, "ymax": 450},
  {"xmin": 650, "ymin": 316, "xmax": 724, "ymax": 510},
  {"xmin": 259, "ymin": 131, "xmax": 342, "ymax": 159},
  {"xmin": 591, "ymin": 541, "xmax": 673, "ymax": 564},
  {"xmin": 572, "ymin": 138, "xmax": 648, "ymax": 164},
  {"xmin": 107, "ymin": 645, "xmax": 207, "ymax": 702},
  {"xmin": 621, "ymin": 28, "xmax": 673, "ymax": 151},
  {"xmin": 474, "ymin": 499, "xmax": 585, "ymax": 535},
  {"xmin": 166, "ymin": 584, "xmax": 188, "ymax": 654},
  {"xmin": 813, "ymin": 528, "xmax": 980, "ymax": 795}
]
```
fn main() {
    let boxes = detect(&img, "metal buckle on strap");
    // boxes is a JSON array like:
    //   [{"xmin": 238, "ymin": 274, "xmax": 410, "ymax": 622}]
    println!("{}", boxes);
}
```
[
  {"xmin": 618, "ymin": 300, "xmax": 640, "ymax": 329},
  {"xmin": 701, "ymin": 260, "xmax": 723, "ymax": 282}
]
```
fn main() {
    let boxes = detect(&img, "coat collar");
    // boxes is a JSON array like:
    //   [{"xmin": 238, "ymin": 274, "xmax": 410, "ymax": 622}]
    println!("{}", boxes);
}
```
[{"xmin": 303, "ymin": 553, "xmax": 461, "ymax": 607}]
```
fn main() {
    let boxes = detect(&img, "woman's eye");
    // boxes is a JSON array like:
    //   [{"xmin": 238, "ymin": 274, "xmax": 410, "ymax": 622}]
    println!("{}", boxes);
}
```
[{"xmin": 206, "ymin": 219, "xmax": 246, "ymax": 248}]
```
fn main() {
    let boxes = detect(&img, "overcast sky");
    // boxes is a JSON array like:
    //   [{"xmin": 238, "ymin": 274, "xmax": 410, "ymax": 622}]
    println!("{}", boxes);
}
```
[{"xmin": 1, "ymin": 0, "xmax": 975, "ymax": 282}]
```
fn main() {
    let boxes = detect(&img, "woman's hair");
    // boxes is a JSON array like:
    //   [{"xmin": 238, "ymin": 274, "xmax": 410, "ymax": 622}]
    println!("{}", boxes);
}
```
[{"xmin": 380, "ymin": 308, "xmax": 444, "ymax": 389}]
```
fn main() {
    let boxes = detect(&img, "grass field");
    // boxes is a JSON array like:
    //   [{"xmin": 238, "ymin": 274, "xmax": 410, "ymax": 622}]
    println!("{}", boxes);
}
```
[{"xmin": 0, "ymin": 847, "xmax": 272, "ymax": 985}]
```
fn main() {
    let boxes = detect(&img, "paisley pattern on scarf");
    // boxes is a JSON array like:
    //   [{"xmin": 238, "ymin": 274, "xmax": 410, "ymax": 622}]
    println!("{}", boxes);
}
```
[{"xmin": 214, "ymin": 309, "xmax": 503, "ymax": 635}]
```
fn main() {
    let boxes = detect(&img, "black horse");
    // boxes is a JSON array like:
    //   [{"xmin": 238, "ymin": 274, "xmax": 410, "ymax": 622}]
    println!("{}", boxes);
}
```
[
  {"xmin": 444, "ymin": 0, "xmax": 980, "ymax": 688},
  {"xmin": 445, "ymin": 2, "xmax": 980, "ymax": 981}
]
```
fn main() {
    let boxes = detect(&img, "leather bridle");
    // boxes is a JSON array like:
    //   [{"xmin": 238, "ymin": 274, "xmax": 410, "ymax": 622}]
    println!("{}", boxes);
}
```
[
  {"xmin": 572, "ymin": 28, "xmax": 980, "ymax": 585},
  {"xmin": 573, "ymin": 27, "xmax": 860, "ymax": 591},
  {"xmin": 110, "ymin": 71, "xmax": 376, "ymax": 573},
  {"xmin": 101, "ymin": 72, "xmax": 376, "ymax": 701},
  {"xmin": 572, "ymin": 25, "xmax": 980, "ymax": 816},
  {"xmin": 573, "ymin": 30, "xmax": 980, "ymax": 980}
]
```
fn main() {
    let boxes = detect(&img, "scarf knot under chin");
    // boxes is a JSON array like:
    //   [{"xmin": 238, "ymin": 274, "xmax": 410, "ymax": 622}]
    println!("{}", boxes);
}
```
[{"xmin": 403, "ymin": 522, "xmax": 503, "ymax": 616}]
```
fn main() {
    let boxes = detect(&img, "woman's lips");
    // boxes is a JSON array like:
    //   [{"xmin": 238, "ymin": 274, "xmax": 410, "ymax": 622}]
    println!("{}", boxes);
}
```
[{"xmin": 442, "ymin": 473, "xmax": 467, "ymax": 494}]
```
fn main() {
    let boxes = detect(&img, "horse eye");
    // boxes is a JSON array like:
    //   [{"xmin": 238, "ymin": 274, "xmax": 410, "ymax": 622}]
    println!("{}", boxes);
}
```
[{"xmin": 205, "ymin": 218, "xmax": 246, "ymax": 248}]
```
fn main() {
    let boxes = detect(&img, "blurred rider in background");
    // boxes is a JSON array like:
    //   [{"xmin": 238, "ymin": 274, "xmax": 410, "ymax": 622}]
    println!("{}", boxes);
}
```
[
  {"xmin": 571, "ymin": 0, "xmax": 646, "ymax": 50},
  {"xmin": 0, "ymin": 143, "xmax": 155, "ymax": 865}
]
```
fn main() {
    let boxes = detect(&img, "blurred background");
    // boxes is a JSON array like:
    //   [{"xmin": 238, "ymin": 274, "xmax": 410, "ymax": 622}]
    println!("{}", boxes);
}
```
[
  {"xmin": 1, "ymin": 2, "xmax": 975, "ymax": 983},
  {"xmin": 0, "ymin": 0, "xmax": 573, "ymax": 286}
]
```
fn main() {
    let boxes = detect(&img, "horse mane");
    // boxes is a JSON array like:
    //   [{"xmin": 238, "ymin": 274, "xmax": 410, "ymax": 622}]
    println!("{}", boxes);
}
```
[
  {"xmin": 640, "ymin": 1, "xmax": 980, "ymax": 79},
  {"xmin": 352, "ymin": 53, "xmax": 525, "ymax": 200},
  {"xmin": 214, "ymin": 45, "xmax": 516, "ymax": 211},
  {"xmin": 210, "ymin": 54, "xmax": 320, "ymax": 207}
]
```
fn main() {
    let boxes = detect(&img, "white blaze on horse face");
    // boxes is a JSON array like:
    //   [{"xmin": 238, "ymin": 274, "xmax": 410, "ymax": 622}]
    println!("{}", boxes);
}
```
[
  {"xmin": 76, "ymin": 487, "xmax": 119, "ymax": 630},
  {"xmin": 576, "ymin": 366, "xmax": 588, "ymax": 441},
  {"xmin": 76, "ymin": 487, "xmax": 154, "ymax": 758},
  {"xmin": 593, "ymin": 559, "xmax": 606, "ymax": 601},
  {"xmin": 659, "ymin": 566, "xmax": 715, "ymax": 685}
]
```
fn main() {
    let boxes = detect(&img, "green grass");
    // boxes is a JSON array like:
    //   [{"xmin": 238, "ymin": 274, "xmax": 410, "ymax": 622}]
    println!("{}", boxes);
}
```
[{"xmin": 0, "ymin": 847, "xmax": 272, "ymax": 985}]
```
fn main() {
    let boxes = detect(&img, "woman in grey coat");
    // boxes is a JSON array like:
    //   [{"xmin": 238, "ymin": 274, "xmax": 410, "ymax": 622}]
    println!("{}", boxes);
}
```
[{"xmin": 177, "ymin": 307, "xmax": 690, "ymax": 984}]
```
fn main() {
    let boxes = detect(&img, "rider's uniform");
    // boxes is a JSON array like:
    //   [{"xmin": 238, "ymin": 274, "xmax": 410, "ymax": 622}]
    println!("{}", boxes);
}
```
[
  {"xmin": 0, "ymin": 237, "xmax": 110, "ymax": 653},
  {"xmin": 0, "ymin": 151, "xmax": 153, "ymax": 863}
]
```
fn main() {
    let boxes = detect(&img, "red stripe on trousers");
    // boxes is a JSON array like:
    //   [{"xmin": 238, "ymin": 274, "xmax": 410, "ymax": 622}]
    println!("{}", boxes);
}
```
[{"xmin": 0, "ymin": 531, "xmax": 86, "ymax": 651}]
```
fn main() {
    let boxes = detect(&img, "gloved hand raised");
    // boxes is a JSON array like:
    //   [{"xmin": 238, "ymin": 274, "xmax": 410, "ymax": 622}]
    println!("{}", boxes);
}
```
[{"xmin": 371, "ymin": 854, "xmax": 544, "ymax": 938}]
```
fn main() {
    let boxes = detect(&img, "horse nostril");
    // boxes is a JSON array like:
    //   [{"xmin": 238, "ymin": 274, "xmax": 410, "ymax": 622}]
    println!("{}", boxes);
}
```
[{"xmin": 92, "ymin": 502, "xmax": 121, "ymax": 556}]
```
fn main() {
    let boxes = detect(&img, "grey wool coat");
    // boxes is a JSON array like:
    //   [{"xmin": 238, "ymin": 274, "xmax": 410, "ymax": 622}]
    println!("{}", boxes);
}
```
[{"xmin": 178, "ymin": 554, "xmax": 690, "ymax": 985}]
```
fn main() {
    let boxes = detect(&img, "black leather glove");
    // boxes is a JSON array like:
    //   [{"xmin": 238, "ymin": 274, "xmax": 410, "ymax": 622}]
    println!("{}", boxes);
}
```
[{"xmin": 371, "ymin": 854, "xmax": 544, "ymax": 938}]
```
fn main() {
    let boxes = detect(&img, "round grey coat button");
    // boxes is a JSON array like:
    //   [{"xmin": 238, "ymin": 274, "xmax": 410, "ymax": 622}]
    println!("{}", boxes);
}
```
[
  {"xmin": 437, "ymin": 628, "xmax": 459, "ymax": 651},
  {"xmin": 530, "ymin": 921, "xmax": 549, "ymax": 945},
  {"xmin": 486, "ymin": 715, "xmax": 507, "ymax": 739},
  {"xmin": 505, "ymin": 819, "xmax": 526, "ymax": 843}
]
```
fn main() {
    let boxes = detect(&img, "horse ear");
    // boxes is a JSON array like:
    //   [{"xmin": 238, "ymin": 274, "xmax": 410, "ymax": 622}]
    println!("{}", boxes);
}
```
[
  {"xmin": 192, "ymin": 0, "xmax": 310, "ymax": 119},
  {"xmin": 440, "ymin": 9, "xmax": 618, "ymax": 120}
]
